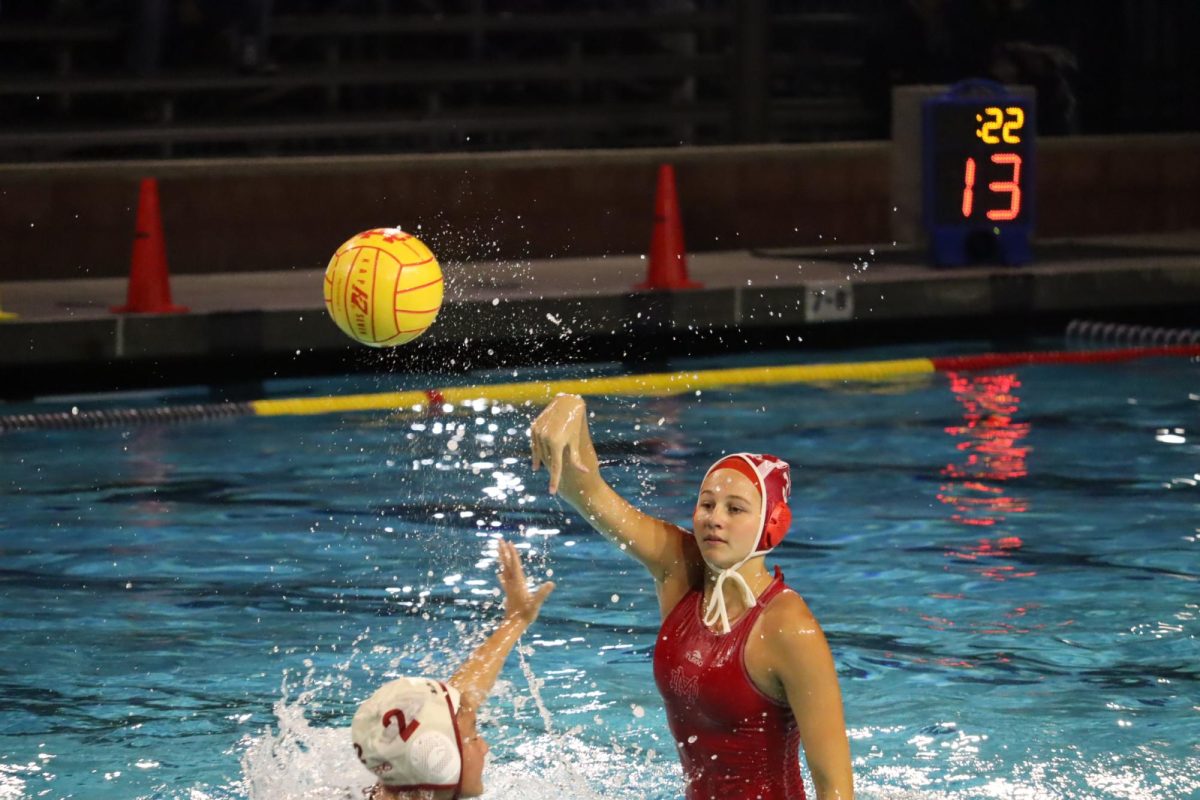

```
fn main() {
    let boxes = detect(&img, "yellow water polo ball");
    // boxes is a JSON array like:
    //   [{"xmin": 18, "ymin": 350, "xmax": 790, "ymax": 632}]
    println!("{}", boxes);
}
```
[{"xmin": 323, "ymin": 228, "xmax": 444, "ymax": 347}]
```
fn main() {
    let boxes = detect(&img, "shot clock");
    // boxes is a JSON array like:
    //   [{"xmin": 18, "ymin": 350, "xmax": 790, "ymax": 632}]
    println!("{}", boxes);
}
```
[{"xmin": 922, "ymin": 80, "xmax": 1036, "ymax": 267}]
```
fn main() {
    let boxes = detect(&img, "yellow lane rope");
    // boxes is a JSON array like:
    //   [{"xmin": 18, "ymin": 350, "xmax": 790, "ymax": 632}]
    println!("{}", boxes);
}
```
[
  {"xmin": 251, "ymin": 357, "xmax": 936, "ymax": 417},
  {"xmin": 6, "ymin": 346, "xmax": 1194, "ymax": 432}
]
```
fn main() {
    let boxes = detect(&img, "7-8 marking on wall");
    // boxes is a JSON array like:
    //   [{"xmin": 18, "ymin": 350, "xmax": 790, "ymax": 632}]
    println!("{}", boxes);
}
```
[{"xmin": 805, "ymin": 281, "xmax": 853, "ymax": 323}]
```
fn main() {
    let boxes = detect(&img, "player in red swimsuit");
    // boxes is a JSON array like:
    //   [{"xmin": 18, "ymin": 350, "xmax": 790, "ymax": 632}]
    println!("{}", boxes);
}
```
[{"xmin": 531, "ymin": 395, "xmax": 854, "ymax": 800}]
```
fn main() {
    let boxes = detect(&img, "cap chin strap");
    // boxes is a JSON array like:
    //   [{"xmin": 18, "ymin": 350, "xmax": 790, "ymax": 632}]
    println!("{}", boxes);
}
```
[
  {"xmin": 702, "ymin": 547, "xmax": 773, "ymax": 634},
  {"xmin": 440, "ymin": 681, "xmax": 463, "ymax": 800}
]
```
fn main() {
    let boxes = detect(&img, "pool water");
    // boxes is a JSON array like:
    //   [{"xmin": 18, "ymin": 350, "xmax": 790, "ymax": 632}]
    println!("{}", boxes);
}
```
[{"xmin": 1, "ymin": 345, "xmax": 1197, "ymax": 800}]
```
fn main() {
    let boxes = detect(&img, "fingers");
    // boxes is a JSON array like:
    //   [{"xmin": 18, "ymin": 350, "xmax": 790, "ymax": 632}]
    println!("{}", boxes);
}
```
[
  {"xmin": 529, "ymin": 395, "xmax": 589, "ymax": 488},
  {"xmin": 496, "ymin": 538, "xmax": 528, "ymax": 590},
  {"xmin": 525, "ymin": 582, "xmax": 554, "ymax": 625},
  {"xmin": 504, "ymin": 539, "xmax": 526, "ymax": 583},
  {"xmin": 533, "ymin": 581, "xmax": 555, "ymax": 604},
  {"xmin": 530, "ymin": 418, "xmax": 563, "ymax": 495},
  {"xmin": 547, "ymin": 444, "xmax": 565, "ymax": 495},
  {"xmin": 531, "ymin": 423, "xmax": 550, "ymax": 474},
  {"xmin": 496, "ymin": 539, "xmax": 517, "ymax": 582},
  {"xmin": 529, "ymin": 405, "xmax": 557, "ymax": 474},
  {"xmin": 493, "ymin": 540, "xmax": 556, "ymax": 624},
  {"xmin": 496, "ymin": 538, "xmax": 507, "ymax": 574}
]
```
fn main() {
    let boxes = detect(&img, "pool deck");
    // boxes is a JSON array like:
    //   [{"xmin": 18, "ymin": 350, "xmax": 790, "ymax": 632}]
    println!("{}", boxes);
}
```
[{"xmin": 1, "ymin": 230, "xmax": 1199, "ymax": 397}]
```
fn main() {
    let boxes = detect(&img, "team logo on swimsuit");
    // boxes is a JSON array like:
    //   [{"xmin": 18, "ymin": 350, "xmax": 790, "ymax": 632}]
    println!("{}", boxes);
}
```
[
  {"xmin": 686, "ymin": 649, "xmax": 704, "ymax": 667},
  {"xmin": 669, "ymin": 666, "xmax": 700, "ymax": 704}
]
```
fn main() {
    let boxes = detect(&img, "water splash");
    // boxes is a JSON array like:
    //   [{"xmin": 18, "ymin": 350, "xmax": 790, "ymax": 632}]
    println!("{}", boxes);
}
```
[
  {"xmin": 239, "ymin": 692, "xmax": 364, "ymax": 800},
  {"xmin": 516, "ymin": 643, "xmax": 555, "ymax": 734},
  {"xmin": 234, "ymin": 680, "xmax": 681, "ymax": 800}
]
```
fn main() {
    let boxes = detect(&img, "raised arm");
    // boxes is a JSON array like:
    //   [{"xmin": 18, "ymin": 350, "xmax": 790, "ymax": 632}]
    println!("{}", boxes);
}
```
[
  {"xmin": 529, "ymin": 394, "xmax": 698, "ymax": 587},
  {"xmin": 448, "ymin": 539, "xmax": 554, "ymax": 710}
]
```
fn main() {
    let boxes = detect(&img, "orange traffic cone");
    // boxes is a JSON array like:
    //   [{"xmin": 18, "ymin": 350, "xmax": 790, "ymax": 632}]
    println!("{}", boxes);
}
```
[
  {"xmin": 635, "ymin": 164, "xmax": 702, "ymax": 291},
  {"xmin": 112, "ymin": 177, "xmax": 188, "ymax": 314}
]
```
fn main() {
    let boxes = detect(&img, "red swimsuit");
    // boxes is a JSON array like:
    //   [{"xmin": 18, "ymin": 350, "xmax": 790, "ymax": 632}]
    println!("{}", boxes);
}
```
[{"xmin": 652, "ymin": 567, "xmax": 806, "ymax": 800}]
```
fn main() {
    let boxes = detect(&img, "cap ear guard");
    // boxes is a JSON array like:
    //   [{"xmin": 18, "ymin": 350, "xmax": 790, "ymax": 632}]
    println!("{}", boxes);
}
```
[{"xmin": 761, "ymin": 502, "xmax": 792, "ymax": 550}]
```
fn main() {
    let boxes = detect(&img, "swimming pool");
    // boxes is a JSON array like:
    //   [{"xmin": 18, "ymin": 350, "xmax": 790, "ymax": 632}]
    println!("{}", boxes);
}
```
[{"xmin": 1, "ymin": 344, "xmax": 1197, "ymax": 800}]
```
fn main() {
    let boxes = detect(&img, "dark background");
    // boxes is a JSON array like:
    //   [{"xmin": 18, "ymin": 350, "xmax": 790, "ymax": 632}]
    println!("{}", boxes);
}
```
[{"xmin": 1, "ymin": 0, "xmax": 1196, "ymax": 162}]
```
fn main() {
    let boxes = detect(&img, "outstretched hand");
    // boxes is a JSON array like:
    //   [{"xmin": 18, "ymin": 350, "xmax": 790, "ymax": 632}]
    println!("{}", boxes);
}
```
[
  {"xmin": 447, "ymin": 539, "xmax": 556, "ymax": 712},
  {"xmin": 530, "ymin": 393, "xmax": 593, "ymax": 495},
  {"xmin": 496, "ymin": 539, "xmax": 554, "ymax": 625}
]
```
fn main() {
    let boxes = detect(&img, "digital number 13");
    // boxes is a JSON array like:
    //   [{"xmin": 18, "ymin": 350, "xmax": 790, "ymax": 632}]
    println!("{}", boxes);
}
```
[{"xmin": 961, "ymin": 153, "xmax": 1022, "ymax": 221}]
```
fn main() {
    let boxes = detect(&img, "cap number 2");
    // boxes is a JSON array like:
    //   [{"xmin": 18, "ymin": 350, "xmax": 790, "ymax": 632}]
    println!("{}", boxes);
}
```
[{"xmin": 382, "ymin": 709, "xmax": 422, "ymax": 742}]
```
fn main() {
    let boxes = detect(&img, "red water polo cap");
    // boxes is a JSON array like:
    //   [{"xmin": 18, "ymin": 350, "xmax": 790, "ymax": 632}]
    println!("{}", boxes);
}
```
[{"xmin": 703, "ymin": 453, "xmax": 793, "ymax": 551}]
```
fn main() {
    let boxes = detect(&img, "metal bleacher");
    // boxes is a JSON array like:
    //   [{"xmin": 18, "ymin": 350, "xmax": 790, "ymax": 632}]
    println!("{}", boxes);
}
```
[{"xmin": 0, "ymin": 1, "xmax": 882, "ymax": 162}]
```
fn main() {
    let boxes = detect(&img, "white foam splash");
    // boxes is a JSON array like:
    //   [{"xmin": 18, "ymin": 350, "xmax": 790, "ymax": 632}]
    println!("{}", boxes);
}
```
[
  {"xmin": 227, "ymin": 663, "xmax": 1200, "ymax": 800},
  {"xmin": 239, "ymin": 694, "xmax": 365, "ymax": 800},
  {"xmin": 516, "ymin": 644, "xmax": 555, "ymax": 735},
  {"xmin": 235, "ymin": 688, "xmax": 680, "ymax": 800}
]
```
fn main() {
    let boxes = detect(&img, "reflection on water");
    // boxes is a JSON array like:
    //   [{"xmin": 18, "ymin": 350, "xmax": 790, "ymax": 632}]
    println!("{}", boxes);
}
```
[
  {"xmin": 937, "ymin": 372, "xmax": 1030, "ymax": 528},
  {"xmin": 910, "ymin": 371, "xmax": 1045, "ymax": 670},
  {"xmin": 937, "ymin": 371, "xmax": 1036, "ymax": 584}
]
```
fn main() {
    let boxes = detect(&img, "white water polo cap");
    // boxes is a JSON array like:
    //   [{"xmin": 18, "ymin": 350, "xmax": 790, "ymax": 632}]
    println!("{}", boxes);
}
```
[
  {"xmin": 699, "ymin": 453, "xmax": 793, "ymax": 634},
  {"xmin": 351, "ymin": 677, "xmax": 463, "ymax": 796}
]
